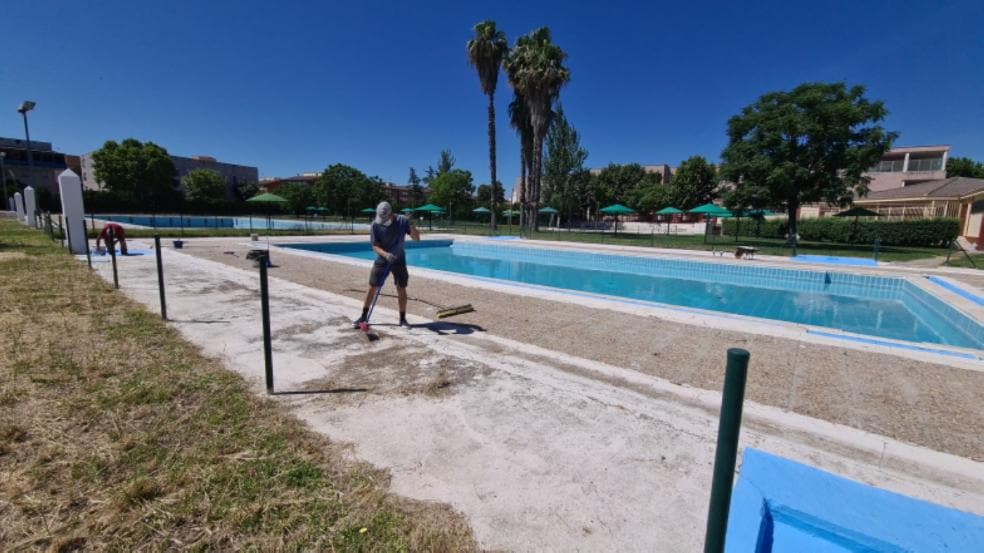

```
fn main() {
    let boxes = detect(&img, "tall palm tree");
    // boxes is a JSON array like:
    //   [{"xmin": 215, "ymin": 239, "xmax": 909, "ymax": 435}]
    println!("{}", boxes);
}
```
[
  {"xmin": 508, "ymin": 94, "xmax": 534, "ymax": 234},
  {"xmin": 505, "ymin": 28, "xmax": 570, "ymax": 232},
  {"xmin": 467, "ymin": 20, "xmax": 509, "ymax": 232}
]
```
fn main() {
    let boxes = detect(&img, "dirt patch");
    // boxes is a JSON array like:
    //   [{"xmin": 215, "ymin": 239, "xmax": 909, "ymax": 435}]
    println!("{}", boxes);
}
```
[{"xmin": 187, "ymin": 239, "xmax": 984, "ymax": 460}]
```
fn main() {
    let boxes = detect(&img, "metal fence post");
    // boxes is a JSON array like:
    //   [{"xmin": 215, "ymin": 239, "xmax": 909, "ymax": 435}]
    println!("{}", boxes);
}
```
[
  {"xmin": 703, "ymin": 348, "xmax": 750, "ymax": 553},
  {"xmin": 259, "ymin": 253, "xmax": 274, "ymax": 394},
  {"xmin": 58, "ymin": 215, "xmax": 65, "ymax": 247},
  {"xmin": 108, "ymin": 227, "xmax": 119, "ymax": 289},
  {"xmin": 154, "ymin": 236, "xmax": 167, "ymax": 320},
  {"xmin": 82, "ymin": 220, "xmax": 92, "ymax": 269}
]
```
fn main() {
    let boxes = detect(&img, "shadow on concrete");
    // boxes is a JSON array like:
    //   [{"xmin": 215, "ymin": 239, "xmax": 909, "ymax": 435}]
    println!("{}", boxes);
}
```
[
  {"xmin": 172, "ymin": 319, "xmax": 231, "ymax": 324},
  {"xmin": 272, "ymin": 387, "xmax": 369, "ymax": 395}
]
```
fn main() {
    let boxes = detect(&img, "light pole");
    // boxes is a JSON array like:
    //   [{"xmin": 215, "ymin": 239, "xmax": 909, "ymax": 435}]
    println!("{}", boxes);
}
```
[{"xmin": 17, "ymin": 101, "xmax": 36, "ymax": 194}]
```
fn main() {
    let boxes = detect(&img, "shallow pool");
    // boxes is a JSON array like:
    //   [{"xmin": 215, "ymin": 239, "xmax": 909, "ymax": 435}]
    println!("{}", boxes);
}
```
[{"xmin": 284, "ymin": 240, "xmax": 984, "ymax": 350}]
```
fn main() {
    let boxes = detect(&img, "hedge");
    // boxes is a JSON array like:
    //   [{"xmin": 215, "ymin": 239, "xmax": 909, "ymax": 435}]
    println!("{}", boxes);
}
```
[{"xmin": 721, "ymin": 217, "xmax": 958, "ymax": 247}]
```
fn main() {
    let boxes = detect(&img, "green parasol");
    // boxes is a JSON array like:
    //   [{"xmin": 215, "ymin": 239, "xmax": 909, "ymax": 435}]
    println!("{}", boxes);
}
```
[{"xmin": 599, "ymin": 204, "xmax": 636, "ymax": 235}]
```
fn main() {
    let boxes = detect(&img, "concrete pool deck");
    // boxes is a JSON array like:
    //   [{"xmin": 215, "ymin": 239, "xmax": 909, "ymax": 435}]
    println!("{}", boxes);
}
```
[{"xmin": 86, "ymin": 237, "xmax": 983, "ymax": 551}]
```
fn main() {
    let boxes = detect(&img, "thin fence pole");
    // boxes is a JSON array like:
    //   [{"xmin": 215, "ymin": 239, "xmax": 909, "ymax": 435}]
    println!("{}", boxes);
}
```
[
  {"xmin": 154, "ymin": 236, "xmax": 167, "ymax": 320},
  {"xmin": 82, "ymin": 220, "xmax": 92, "ymax": 269},
  {"xmin": 108, "ymin": 228, "xmax": 119, "ymax": 289},
  {"xmin": 259, "ymin": 253, "xmax": 274, "ymax": 394},
  {"xmin": 58, "ymin": 215, "xmax": 65, "ymax": 247},
  {"xmin": 703, "ymin": 348, "xmax": 751, "ymax": 553}
]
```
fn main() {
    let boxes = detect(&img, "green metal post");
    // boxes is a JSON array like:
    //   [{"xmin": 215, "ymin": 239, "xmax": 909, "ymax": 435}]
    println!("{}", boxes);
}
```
[
  {"xmin": 703, "ymin": 348, "xmax": 751, "ymax": 553},
  {"xmin": 154, "ymin": 236, "xmax": 167, "ymax": 320},
  {"xmin": 108, "ymin": 228, "xmax": 119, "ymax": 289},
  {"xmin": 259, "ymin": 253, "xmax": 274, "ymax": 394}
]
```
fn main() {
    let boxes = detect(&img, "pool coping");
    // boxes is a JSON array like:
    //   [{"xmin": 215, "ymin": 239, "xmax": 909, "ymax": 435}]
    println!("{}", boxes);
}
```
[{"xmin": 266, "ymin": 236, "xmax": 984, "ymax": 370}]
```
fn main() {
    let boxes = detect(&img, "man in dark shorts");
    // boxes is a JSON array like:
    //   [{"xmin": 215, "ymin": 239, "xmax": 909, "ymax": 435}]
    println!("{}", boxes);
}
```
[
  {"xmin": 353, "ymin": 201, "xmax": 420, "ymax": 328},
  {"xmin": 95, "ymin": 222, "xmax": 128, "ymax": 255}
]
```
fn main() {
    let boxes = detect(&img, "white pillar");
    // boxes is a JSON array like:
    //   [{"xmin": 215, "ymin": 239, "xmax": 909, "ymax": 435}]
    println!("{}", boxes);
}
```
[
  {"xmin": 24, "ymin": 186, "xmax": 37, "ymax": 227},
  {"xmin": 14, "ymin": 192, "xmax": 25, "ymax": 222},
  {"xmin": 902, "ymin": 152, "xmax": 910, "ymax": 172},
  {"xmin": 58, "ymin": 169, "xmax": 87, "ymax": 254}
]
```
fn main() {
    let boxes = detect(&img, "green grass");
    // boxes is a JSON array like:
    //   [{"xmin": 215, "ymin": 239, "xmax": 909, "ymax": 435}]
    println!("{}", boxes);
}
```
[
  {"xmin": 0, "ymin": 216, "xmax": 476, "ymax": 551},
  {"xmin": 941, "ymin": 253, "xmax": 984, "ymax": 269}
]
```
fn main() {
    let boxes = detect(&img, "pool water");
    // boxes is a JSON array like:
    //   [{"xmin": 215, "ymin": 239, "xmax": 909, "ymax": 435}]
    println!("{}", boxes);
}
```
[{"xmin": 285, "ymin": 240, "xmax": 984, "ymax": 350}]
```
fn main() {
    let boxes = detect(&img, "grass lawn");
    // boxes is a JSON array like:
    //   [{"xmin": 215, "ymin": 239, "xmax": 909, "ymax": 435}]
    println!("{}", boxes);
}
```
[
  {"xmin": 0, "ymin": 216, "xmax": 475, "ymax": 551},
  {"xmin": 432, "ymin": 222, "xmax": 949, "ymax": 263},
  {"xmin": 940, "ymin": 252, "xmax": 984, "ymax": 269}
]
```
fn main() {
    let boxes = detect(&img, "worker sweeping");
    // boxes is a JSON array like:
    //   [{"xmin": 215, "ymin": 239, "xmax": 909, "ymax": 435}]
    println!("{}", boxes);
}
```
[{"xmin": 353, "ymin": 201, "xmax": 420, "ymax": 329}]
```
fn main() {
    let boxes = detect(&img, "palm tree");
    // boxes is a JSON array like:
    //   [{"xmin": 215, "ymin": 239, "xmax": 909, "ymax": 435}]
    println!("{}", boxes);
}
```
[
  {"xmin": 505, "ymin": 28, "xmax": 570, "ymax": 232},
  {"xmin": 467, "ymin": 20, "xmax": 509, "ymax": 232},
  {"xmin": 508, "ymin": 94, "xmax": 534, "ymax": 234}
]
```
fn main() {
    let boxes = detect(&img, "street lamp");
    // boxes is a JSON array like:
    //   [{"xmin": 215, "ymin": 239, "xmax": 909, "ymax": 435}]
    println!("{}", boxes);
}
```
[{"xmin": 17, "ymin": 101, "xmax": 36, "ymax": 194}]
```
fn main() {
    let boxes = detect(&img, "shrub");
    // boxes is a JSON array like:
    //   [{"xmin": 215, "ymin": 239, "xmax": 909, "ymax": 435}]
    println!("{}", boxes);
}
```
[{"xmin": 722, "ymin": 217, "xmax": 958, "ymax": 247}]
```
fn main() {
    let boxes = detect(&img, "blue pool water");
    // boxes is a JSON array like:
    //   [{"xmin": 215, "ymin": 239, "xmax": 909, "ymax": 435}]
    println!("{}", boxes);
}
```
[
  {"xmin": 95, "ymin": 214, "xmax": 368, "ymax": 231},
  {"xmin": 285, "ymin": 240, "xmax": 984, "ymax": 350}
]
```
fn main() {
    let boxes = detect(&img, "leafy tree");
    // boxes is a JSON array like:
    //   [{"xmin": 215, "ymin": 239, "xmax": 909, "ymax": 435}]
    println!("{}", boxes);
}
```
[
  {"xmin": 508, "ymin": 93, "xmax": 534, "ymax": 230},
  {"xmin": 182, "ymin": 168, "xmax": 227, "ymax": 203},
  {"xmin": 632, "ymin": 182, "xmax": 674, "ymax": 215},
  {"xmin": 669, "ymin": 156, "xmax": 718, "ymax": 209},
  {"xmin": 277, "ymin": 182, "xmax": 314, "ymax": 215},
  {"xmin": 946, "ymin": 156, "xmax": 984, "ymax": 178},
  {"xmin": 468, "ymin": 20, "xmax": 509, "ymax": 230},
  {"xmin": 407, "ymin": 167, "xmax": 424, "ymax": 205},
  {"xmin": 424, "ymin": 150, "xmax": 456, "ymax": 186},
  {"xmin": 476, "ymin": 181, "xmax": 506, "ymax": 206},
  {"xmin": 235, "ymin": 181, "xmax": 260, "ymax": 201},
  {"xmin": 505, "ymin": 27, "xmax": 570, "ymax": 231},
  {"xmin": 543, "ymin": 104, "xmax": 588, "ymax": 223},
  {"xmin": 428, "ymin": 169, "xmax": 474, "ymax": 218},
  {"xmin": 593, "ymin": 163, "xmax": 660, "ymax": 210},
  {"xmin": 313, "ymin": 164, "xmax": 386, "ymax": 216},
  {"xmin": 720, "ymin": 82, "xmax": 896, "ymax": 243},
  {"xmin": 91, "ymin": 138, "xmax": 178, "ymax": 207}
]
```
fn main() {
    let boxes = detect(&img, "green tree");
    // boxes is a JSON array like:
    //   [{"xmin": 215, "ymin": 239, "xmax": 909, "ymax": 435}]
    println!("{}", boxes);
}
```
[
  {"xmin": 720, "ymin": 82, "xmax": 896, "ymax": 243},
  {"xmin": 542, "ymin": 104, "xmax": 588, "ymax": 223},
  {"xmin": 182, "ymin": 168, "xmax": 227, "ymax": 203},
  {"xmin": 476, "ymin": 181, "xmax": 506, "ymax": 206},
  {"xmin": 235, "ymin": 181, "xmax": 260, "ymax": 201},
  {"xmin": 468, "ymin": 20, "xmax": 509, "ymax": 230},
  {"xmin": 632, "ymin": 182, "xmax": 674, "ymax": 215},
  {"xmin": 91, "ymin": 138, "xmax": 178, "ymax": 207},
  {"xmin": 313, "ymin": 164, "xmax": 385, "ymax": 217},
  {"xmin": 505, "ymin": 27, "xmax": 570, "ymax": 231},
  {"xmin": 277, "ymin": 182, "xmax": 314, "ymax": 215},
  {"xmin": 593, "ymin": 163, "xmax": 660, "ymax": 210},
  {"xmin": 946, "ymin": 156, "xmax": 984, "ymax": 178},
  {"xmin": 508, "ymin": 93, "xmax": 535, "ymax": 231},
  {"xmin": 669, "ymin": 156, "xmax": 718, "ymax": 209},
  {"xmin": 428, "ymin": 169, "xmax": 474, "ymax": 218},
  {"xmin": 424, "ymin": 150, "xmax": 456, "ymax": 185},
  {"xmin": 407, "ymin": 167, "xmax": 424, "ymax": 205}
]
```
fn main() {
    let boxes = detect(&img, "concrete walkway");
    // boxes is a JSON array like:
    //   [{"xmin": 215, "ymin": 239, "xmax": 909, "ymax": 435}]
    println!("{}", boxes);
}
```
[{"xmin": 86, "ymin": 242, "xmax": 984, "ymax": 552}]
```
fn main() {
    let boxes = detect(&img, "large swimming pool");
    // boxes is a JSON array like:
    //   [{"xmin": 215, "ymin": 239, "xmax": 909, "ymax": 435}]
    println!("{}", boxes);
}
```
[
  {"xmin": 95, "ymin": 214, "xmax": 368, "ymax": 231},
  {"xmin": 284, "ymin": 240, "xmax": 984, "ymax": 350}
]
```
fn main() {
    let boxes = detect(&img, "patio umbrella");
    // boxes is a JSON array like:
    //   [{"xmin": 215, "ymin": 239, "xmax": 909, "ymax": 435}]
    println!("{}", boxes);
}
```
[
  {"xmin": 360, "ymin": 207, "xmax": 376, "ymax": 220},
  {"xmin": 414, "ymin": 203, "xmax": 446, "ymax": 231},
  {"xmin": 834, "ymin": 206, "xmax": 880, "ymax": 244},
  {"xmin": 247, "ymin": 192, "xmax": 287, "ymax": 229},
  {"xmin": 655, "ymin": 206, "xmax": 683, "ymax": 235},
  {"xmin": 599, "ymin": 204, "xmax": 636, "ymax": 236},
  {"xmin": 538, "ymin": 206, "xmax": 559, "ymax": 227},
  {"xmin": 688, "ymin": 203, "xmax": 730, "ymax": 243},
  {"xmin": 400, "ymin": 207, "xmax": 414, "ymax": 214}
]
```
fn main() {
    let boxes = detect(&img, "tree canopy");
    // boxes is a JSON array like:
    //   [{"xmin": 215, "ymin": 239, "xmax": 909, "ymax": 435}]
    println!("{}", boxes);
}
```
[
  {"xmin": 277, "ymin": 182, "xmax": 314, "ymax": 215},
  {"xmin": 669, "ymin": 156, "xmax": 718, "ymax": 209},
  {"xmin": 181, "ymin": 168, "xmax": 227, "ymax": 203},
  {"xmin": 946, "ymin": 156, "xmax": 984, "ymax": 178},
  {"xmin": 720, "ymin": 82, "xmax": 896, "ymax": 239},
  {"xmin": 91, "ymin": 138, "xmax": 178, "ymax": 206},
  {"xmin": 313, "ymin": 164, "xmax": 386, "ymax": 215},
  {"xmin": 593, "ymin": 163, "xmax": 661, "ymax": 210},
  {"xmin": 427, "ymin": 169, "xmax": 474, "ymax": 217}
]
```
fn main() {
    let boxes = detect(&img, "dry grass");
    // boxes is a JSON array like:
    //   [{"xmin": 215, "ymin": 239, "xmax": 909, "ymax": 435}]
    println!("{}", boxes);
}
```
[{"xmin": 0, "ymin": 216, "xmax": 477, "ymax": 551}]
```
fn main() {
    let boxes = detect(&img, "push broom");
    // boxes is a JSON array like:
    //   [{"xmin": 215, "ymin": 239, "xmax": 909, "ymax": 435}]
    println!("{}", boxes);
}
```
[{"xmin": 355, "ymin": 270, "xmax": 473, "ymax": 333}]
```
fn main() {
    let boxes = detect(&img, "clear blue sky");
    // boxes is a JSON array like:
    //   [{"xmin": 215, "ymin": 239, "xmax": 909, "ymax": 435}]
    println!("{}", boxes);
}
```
[{"xmin": 3, "ymin": 0, "xmax": 982, "ymax": 196}]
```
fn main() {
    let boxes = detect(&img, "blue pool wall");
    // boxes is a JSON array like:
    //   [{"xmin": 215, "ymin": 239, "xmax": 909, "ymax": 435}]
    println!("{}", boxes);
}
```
[
  {"xmin": 726, "ymin": 449, "xmax": 984, "ymax": 552},
  {"xmin": 94, "ymin": 214, "xmax": 368, "ymax": 231}
]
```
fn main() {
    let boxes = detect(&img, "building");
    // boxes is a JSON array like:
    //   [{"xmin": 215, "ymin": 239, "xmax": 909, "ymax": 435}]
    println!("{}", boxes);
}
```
[
  {"xmin": 800, "ymin": 145, "xmax": 951, "ymax": 218},
  {"xmin": 854, "ymin": 176, "xmax": 984, "ymax": 245},
  {"xmin": 81, "ymin": 152, "xmax": 259, "ymax": 201},
  {"xmin": 864, "ymin": 145, "xmax": 949, "ymax": 193},
  {"xmin": 0, "ymin": 136, "xmax": 68, "ymax": 195}
]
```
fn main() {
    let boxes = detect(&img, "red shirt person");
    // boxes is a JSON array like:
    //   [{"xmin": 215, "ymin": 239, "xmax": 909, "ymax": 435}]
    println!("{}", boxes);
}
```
[{"xmin": 95, "ymin": 223, "xmax": 128, "ymax": 255}]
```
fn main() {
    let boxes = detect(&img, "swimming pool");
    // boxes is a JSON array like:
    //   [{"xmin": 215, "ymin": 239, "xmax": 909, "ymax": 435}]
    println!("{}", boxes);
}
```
[
  {"xmin": 95, "ymin": 214, "xmax": 368, "ymax": 231},
  {"xmin": 284, "ymin": 240, "xmax": 984, "ymax": 350}
]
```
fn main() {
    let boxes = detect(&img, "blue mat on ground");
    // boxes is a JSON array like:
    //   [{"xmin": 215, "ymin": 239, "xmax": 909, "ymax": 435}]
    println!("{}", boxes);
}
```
[
  {"xmin": 791, "ymin": 254, "xmax": 877, "ymax": 267},
  {"xmin": 93, "ymin": 248, "xmax": 150, "ymax": 257},
  {"xmin": 726, "ymin": 449, "xmax": 984, "ymax": 552}
]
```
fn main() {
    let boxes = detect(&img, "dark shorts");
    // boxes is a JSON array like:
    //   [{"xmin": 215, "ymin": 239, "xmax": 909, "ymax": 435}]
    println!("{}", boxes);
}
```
[{"xmin": 370, "ymin": 260, "xmax": 408, "ymax": 288}]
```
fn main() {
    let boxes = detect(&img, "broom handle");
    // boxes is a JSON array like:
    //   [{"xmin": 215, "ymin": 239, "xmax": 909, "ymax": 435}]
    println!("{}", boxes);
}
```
[{"xmin": 365, "ymin": 262, "xmax": 390, "ymax": 323}]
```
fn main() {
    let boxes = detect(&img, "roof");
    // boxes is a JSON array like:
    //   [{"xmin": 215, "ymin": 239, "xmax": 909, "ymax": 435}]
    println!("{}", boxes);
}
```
[{"xmin": 857, "ymin": 177, "xmax": 984, "ymax": 202}]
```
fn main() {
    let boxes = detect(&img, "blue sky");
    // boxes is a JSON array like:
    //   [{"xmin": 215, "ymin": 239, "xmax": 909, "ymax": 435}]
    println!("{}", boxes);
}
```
[{"xmin": 3, "ymin": 0, "xmax": 982, "ymax": 196}]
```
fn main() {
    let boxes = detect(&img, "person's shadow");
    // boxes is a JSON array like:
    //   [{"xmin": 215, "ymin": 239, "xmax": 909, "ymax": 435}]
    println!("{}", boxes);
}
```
[{"xmin": 418, "ymin": 321, "xmax": 485, "ymax": 335}]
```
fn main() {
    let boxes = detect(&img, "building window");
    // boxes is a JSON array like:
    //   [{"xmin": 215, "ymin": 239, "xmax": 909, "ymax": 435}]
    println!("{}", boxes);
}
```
[
  {"xmin": 869, "ymin": 159, "xmax": 904, "ymax": 173},
  {"xmin": 906, "ymin": 157, "xmax": 943, "ymax": 173}
]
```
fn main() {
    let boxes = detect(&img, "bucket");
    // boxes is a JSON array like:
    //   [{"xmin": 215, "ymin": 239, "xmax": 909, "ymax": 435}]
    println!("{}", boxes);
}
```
[{"xmin": 173, "ymin": 240, "xmax": 184, "ymax": 249}]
